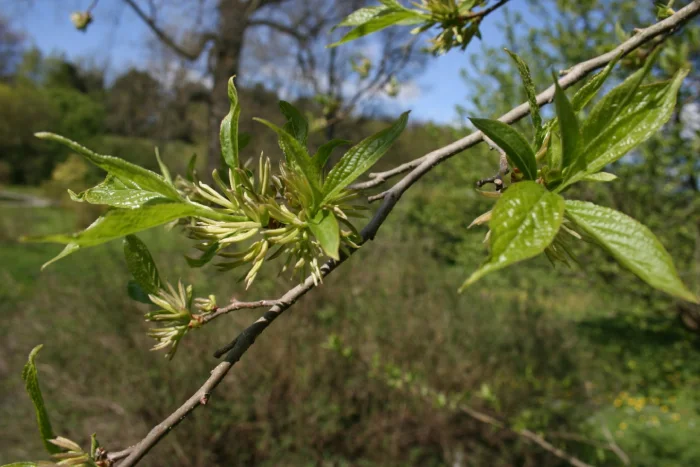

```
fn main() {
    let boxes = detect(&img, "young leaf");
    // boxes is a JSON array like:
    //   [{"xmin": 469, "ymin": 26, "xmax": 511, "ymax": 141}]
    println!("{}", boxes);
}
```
[
  {"xmin": 323, "ymin": 112, "xmax": 408, "ymax": 202},
  {"xmin": 470, "ymin": 118, "xmax": 537, "ymax": 180},
  {"xmin": 505, "ymin": 49, "xmax": 544, "ymax": 146},
  {"xmin": 565, "ymin": 200, "xmax": 698, "ymax": 303},
  {"xmin": 581, "ymin": 172, "xmax": 617, "ymax": 182},
  {"xmin": 220, "ymin": 77, "xmax": 241, "ymax": 171},
  {"xmin": 68, "ymin": 175, "xmax": 168, "ymax": 209},
  {"xmin": 186, "ymin": 154, "xmax": 197, "ymax": 182},
  {"xmin": 279, "ymin": 101, "xmax": 309, "ymax": 145},
  {"xmin": 308, "ymin": 210, "xmax": 340, "ymax": 260},
  {"xmin": 21, "ymin": 345, "xmax": 61, "ymax": 455},
  {"xmin": 329, "ymin": 10, "xmax": 426, "ymax": 48},
  {"xmin": 238, "ymin": 132, "xmax": 251, "ymax": 151},
  {"xmin": 254, "ymin": 118, "xmax": 322, "ymax": 203},
  {"xmin": 127, "ymin": 280, "xmax": 153, "ymax": 304},
  {"xmin": 552, "ymin": 73, "xmax": 583, "ymax": 175},
  {"xmin": 581, "ymin": 47, "xmax": 662, "ymax": 145},
  {"xmin": 24, "ymin": 202, "xmax": 199, "ymax": 268},
  {"xmin": 123, "ymin": 235, "xmax": 161, "ymax": 294},
  {"xmin": 314, "ymin": 139, "xmax": 352, "ymax": 171},
  {"xmin": 34, "ymin": 132, "xmax": 180, "ymax": 200},
  {"xmin": 185, "ymin": 241, "xmax": 222, "ymax": 268},
  {"xmin": 580, "ymin": 68, "xmax": 687, "ymax": 178},
  {"xmin": 334, "ymin": 5, "xmax": 388, "ymax": 28},
  {"xmin": 154, "ymin": 148, "xmax": 172, "ymax": 184},
  {"xmin": 571, "ymin": 53, "xmax": 621, "ymax": 112},
  {"xmin": 460, "ymin": 181, "xmax": 564, "ymax": 290}
]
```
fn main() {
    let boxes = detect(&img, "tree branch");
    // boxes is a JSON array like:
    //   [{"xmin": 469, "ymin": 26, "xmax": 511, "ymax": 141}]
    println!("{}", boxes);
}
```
[
  {"xmin": 107, "ymin": 3, "xmax": 700, "ymax": 465},
  {"xmin": 350, "ymin": 0, "xmax": 700, "ymax": 193},
  {"xmin": 122, "ymin": 0, "xmax": 216, "ymax": 61},
  {"xmin": 461, "ymin": 0, "xmax": 511, "ymax": 21},
  {"xmin": 247, "ymin": 18, "xmax": 307, "ymax": 42}
]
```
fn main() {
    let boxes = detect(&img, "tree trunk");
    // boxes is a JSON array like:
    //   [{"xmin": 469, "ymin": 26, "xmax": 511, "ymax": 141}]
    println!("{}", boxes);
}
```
[{"xmin": 206, "ymin": 1, "xmax": 249, "ymax": 177}]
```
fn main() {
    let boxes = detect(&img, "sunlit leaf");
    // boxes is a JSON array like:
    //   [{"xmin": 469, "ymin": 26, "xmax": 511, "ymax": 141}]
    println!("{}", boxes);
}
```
[
  {"xmin": 220, "ymin": 77, "xmax": 241, "ymax": 172},
  {"xmin": 552, "ymin": 74, "xmax": 583, "ymax": 175},
  {"xmin": 68, "ymin": 175, "xmax": 168, "ymax": 209},
  {"xmin": 34, "ymin": 132, "xmax": 180, "ymax": 199},
  {"xmin": 308, "ymin": 210, "xmax": 340, "ymax": 260},
  {"xmin": 582, "ymin": 48, "xmax": 661, "ymax": 141},
  {"xmin": 577, "ymin": 68, "xmax": 687, "ymax": 180},
  {"xmin": 323, "ymin": 112, "xmax": 408, "ymax": 201},
  {"xmin": 581, "ymin": 172, "xmax": 617, "ymax": 182},
  {"xmin": 460, "ymin": 181, "xmax": 564, "ymax": 290},
  {"xmin": 154, "ymin": 148, "xmax": 172, "ymax": 184},
  {"xmin": 21, "ymin": 345, "xmax": 60, "ymax": 455},
  {"xmin": 314, "ymin": 139, "xmax": 352, "ymax": 171},
  {"xmin": 470, "ymin": 118, "xmax": 537, "ymax": 180},
  {"xmin": 571, "ymin": 53, "xmax": 621, "ymax": 112},
  {"xmin": 565, "ymin": 200, "xmax": 698, "ymax": 303},
  {"xmin": 334, "ymin": 5, "xmax": 388, "ymax": 28},
  {"xmin": 329, "ymin": 10, "xmax": 426, "ymax": 47},
  {"xmin": 124, "ymin": 235, "xmax": 161, "ymax": 294},
  {"xmin": 24, "ymin": 202, "xmax": 199, "ymax": 268},
  {"xmin": 505, "ymin": 49, "xmax": 544, "ymax": 146}
]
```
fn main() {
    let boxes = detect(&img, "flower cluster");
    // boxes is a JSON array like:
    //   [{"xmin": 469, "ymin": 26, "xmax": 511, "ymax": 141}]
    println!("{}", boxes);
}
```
[{"xmin": 179, "ymin": 156, "xmax": 364, "ymax": 287}]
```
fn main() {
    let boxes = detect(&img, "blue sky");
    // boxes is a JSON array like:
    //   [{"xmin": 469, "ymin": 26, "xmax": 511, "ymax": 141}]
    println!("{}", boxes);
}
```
[{"xmin": 10, "ymin": 0, "xmax": 535, "ymax": 124}]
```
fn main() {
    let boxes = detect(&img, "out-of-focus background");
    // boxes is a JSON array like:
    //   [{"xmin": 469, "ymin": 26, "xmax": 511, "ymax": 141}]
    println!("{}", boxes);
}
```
[{"xmin": 1, "ymin": 0, "xmax": 699, "ymax": 465}]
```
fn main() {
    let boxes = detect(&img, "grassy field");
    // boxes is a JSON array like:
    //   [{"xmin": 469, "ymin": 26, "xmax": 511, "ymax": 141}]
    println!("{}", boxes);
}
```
[{"xmin": 1, "ymin": 190, "xmax": 700, "ymax": 466}]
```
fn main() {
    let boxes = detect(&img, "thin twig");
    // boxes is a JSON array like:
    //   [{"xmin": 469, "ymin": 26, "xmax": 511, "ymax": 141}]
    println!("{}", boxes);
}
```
[
  {"xmin": 109, "ymin": 4, "xmax": 700, "ymax": 465},
  {"xmin": 350, "ymin": 0, "xmax": 700, "ymax": 194},
  {"xmin": 517, "ymin": 429, "xmax": 593, "ymax": 467},
  {"xmin": 198, "ymin": 298, "xmax": 282, "ymax": 325},
  {"xmin": 122, "ymin": 0, "xmax": 216, "ymax": 61},
  {"xmin": 461, "ymin": 0, "xmax": 511, "ymax": 21}
]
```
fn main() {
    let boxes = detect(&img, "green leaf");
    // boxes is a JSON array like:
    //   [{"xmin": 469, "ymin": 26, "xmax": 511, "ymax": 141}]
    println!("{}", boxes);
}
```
[
  {"xmin": 185, "ymin": 241, "xmax": 221, "ymax": 268},
  {"xmin": 579, "ymin": 68, "xmax": 687, "ymax": 178},
  {"xmin": 90, "ymin": 433, "xmax": 100, "ymax": 458},
  {"xmin": 68, "ymin": 175, "xmax": 168, "ymax": 209},
  {"xmin": 565, "ymin": 200, "xmax": 698, "ymax": 303},
  {"xmin": 279, "ymin": 101, "xmax": 309, "ymax": 145},
  {"xmin": 238, "ymin": 132, "xmax": 251, "ymax": 151},
  {"xmin": 581, "ymin": 172, "xmax": 617, "ymax": 182},
  {"xmin": 314, "ymin": 139, "xmax": 352, "ymax": 171},
  {"xmin": 24, "ymin": 202, "xmax": 199, "ymax": 268},
  {"xmin": 127, "ymin": 280, "xmax": 153, "ymax": 304},
  {"xmin": 571, "ymin": 53, "xmax": 621, "ymax": 112},
  {"xmin": 552, "ymin": 73, "xmax": 583, "ymax": 175},
  {"xmin": 123, "ymin": 235, "xmax": 161, "ymax": 294},
  {"xmin": 329, "ymin": 10, "xmax": 426, "ymax": 47},
  {"xmin": 323, "ymin": 112, "xmax": 408, "ymax": 201},
  {"xmin": 34, "ymin": 132, "xmax": 180, "ymax": 199},
  {"xmin": 220, "ymin": 77, "xmax": 241, "ymax": 171},
  {"xmin": 308, "ymin": 210, "xmax": 340, "ymax": 260},
  {"xmin": 505, "ymin": 49, "xmax": 544, "ymax": 146},
  {"xmin": 580, "ymin": 47, "xmax": 662, "ymax": 148},
  {"xmin": 186, "ymin": 154, "xmax": 197, "ymax": 182},
  {"xmin": 154, "ymin": 148, "xmax": 172, "ymax": 184},
  {"xmin": 334, "ymin": 6, "xmax": 388, "ymax": 28},
  {"xmin": 460, "ymin": 182, "xmax": 564, "ymax": 290},
  {"xmin": 254, "ymin": 118, "xmax": 322, "ymax": 206},
  {"xmin": 21, "ymin": 345, "xmax": 60, "ymax": 455},
  {"xmin": 1, "ymin": 463, "xmax": 41, "ymax": 466},
  {"xmin": 470, "ymin": 118, "xmax": 537, "ymax": 180}
]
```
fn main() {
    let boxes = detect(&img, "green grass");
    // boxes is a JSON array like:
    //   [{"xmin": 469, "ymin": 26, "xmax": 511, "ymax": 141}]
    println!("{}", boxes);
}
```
[{"xmin": 1, "ymin": 189, "xmax": 699, "ymax": 466}]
